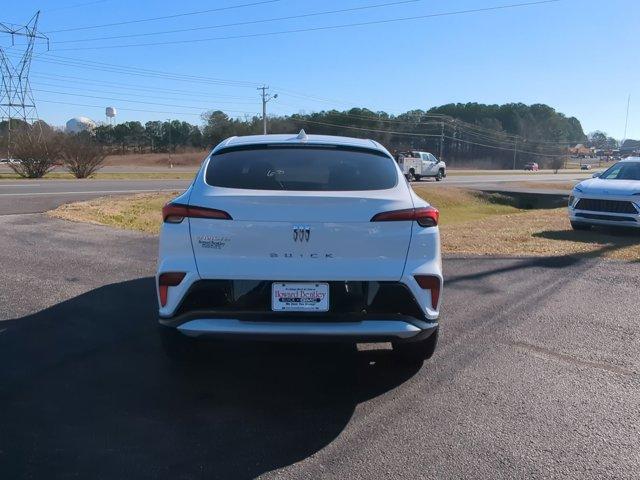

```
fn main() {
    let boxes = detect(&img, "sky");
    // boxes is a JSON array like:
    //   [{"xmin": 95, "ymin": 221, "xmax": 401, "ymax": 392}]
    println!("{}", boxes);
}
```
[{"xmin": 3, "ymin": 0, "xmax": 639, "ymax": 139}]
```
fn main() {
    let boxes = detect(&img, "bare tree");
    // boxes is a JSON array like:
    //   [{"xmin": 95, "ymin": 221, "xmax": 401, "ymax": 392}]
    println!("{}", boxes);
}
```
[
  {"xmin": 550, "ymin": 156, "xmax": 565, "ymax": 174},
  {"xmin": 9, "ymin": 129, "xmax": 62, "ymax": 178},
  {"xmin": 62, "ymin": 134, "xmax": 107, "ymax": 178}
]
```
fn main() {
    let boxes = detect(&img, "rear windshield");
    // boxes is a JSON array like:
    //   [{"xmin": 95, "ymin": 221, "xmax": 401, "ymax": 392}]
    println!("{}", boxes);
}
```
[{"xmin": 205, "ymin": 146, "xmax": 398, "ymax": 191}]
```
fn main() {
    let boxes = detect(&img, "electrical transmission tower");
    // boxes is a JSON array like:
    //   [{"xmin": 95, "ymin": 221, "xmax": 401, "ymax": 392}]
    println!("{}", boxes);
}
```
[{"xmin": 0, "ymin": 11, "xmax": 48, "ymax": 157}]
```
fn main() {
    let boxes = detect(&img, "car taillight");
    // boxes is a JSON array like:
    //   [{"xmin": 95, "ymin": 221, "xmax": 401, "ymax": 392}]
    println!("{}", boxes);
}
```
[
  {"xmin": 414, "ymin": 275, "xmax": 441, "ymax": 309},
  {"xmin": 158, "ymin": 272, "xmax": 186, "ymax": 307},
  {"xmin": 370, "ymin": 207, "xmax": 439, "ymax": 227},
  {"xmin": 162, "ymin": 203, "xmax": 232, "ymax": 223}
]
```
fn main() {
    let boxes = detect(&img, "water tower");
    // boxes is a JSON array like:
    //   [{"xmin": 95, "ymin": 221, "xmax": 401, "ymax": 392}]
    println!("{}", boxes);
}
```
[{"xmin": 105, "ymin": 106, "xmax": 117, "ymax": 125}]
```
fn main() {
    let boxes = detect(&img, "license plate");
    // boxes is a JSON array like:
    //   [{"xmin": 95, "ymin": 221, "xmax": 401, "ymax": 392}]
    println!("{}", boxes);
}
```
[{"xmin": 271, "ymin": 282, "xmax": 329, "ymax": 312}]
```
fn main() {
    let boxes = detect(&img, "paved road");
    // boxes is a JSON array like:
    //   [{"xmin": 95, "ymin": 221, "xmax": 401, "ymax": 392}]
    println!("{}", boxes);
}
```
[
  {"xmin": 1, "ymin": 214, "xmax": 638, "ymax": 479},
  {"xmin": 0, "ymin": 172, "xmax": 589, "ymax": 215},
  {"xmin": 0, "ymin": 179, "xmax": 190, "ymax": 214}
]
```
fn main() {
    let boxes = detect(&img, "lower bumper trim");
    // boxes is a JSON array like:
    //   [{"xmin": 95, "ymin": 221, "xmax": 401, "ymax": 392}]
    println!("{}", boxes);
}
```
[
  {"xmin": 575, "ymin": 212, "xmax": 638, "ymax": 223},
  {"xmin": 176, "ymin": 318, "xmax": 431, "ymax": 340}
]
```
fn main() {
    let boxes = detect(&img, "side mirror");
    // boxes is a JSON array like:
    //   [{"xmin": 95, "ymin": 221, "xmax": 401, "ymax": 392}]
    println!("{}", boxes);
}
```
[{"xmin": 592, "ymin": 172, "xmax": 601, "ymax": 178}]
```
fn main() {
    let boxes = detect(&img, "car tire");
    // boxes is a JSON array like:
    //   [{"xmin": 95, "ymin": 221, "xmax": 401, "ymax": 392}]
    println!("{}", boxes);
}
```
[
  {"xmin": 158, "ymin": 325, "xmax": 199, "ymax": 362},
  {"xmin": 414, "ymin": 175, "xmax": 422, "ymax": 181},
  {"xmin": 435, "ymin": 170, "xmax": 444, "ymax": 181},
  {"xmin": 393, "ymin": 327, "xmax": 439, "ymax": 363},
  {"xmin": 571, "ymin": 221, "xmax": 591, "ymax": 231}
]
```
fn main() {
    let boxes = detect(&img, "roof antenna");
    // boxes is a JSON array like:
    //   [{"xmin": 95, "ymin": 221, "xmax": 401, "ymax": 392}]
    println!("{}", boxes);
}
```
[{"xmin": 296, "ymin": 129, "xmax": 308, "ymax": 141}]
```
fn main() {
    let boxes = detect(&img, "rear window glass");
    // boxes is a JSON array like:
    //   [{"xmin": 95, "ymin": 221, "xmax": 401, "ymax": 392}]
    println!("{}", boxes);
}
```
[{"xmin": 205, "ymin": 146, "xmax": 398, "ymax": 191}]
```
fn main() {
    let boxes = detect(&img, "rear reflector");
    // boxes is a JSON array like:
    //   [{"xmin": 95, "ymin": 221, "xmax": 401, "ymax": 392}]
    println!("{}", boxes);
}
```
[
  {"xmin": 162, "ymin": 203, "xmax": 232, "ymax": 223},
  {"xmin": 370, "ymin": 207, "xmax": 439, "ymax": 227},
  {"xmin": 158, "ymin": 272, "xmax": 186, "ymax": 307},
  {"xmin": 414, "ymin": 275, "xmax": 441, "ymax": 309}
]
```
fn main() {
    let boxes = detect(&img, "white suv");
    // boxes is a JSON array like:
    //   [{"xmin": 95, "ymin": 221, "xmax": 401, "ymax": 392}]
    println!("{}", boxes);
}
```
[
  {"xmin": 569, "ymin": 157, "xmax": 640, "ymax": 230},
  {"xmin": 157, "ymin": 131, "xmax": 442, "ymax": 362}
]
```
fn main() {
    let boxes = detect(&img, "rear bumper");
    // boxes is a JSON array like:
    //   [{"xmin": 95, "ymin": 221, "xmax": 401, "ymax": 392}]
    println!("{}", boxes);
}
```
[
  {"xmin": 160, "ymin": 315, "xmax": 438, "ymax": 343},
  {"xmin": 157, "ymin": 278, "xmax": 441, "ymax": 343}
]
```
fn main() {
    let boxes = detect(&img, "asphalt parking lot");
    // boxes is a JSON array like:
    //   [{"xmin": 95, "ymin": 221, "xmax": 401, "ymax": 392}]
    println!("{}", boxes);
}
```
[{"xmin": 1, "ymin": 213, "xmax": 639, "ymax": 479}]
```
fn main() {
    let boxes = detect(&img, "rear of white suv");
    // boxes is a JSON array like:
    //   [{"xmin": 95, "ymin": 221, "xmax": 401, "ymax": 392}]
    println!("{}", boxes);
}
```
[{"xmin": 156, "ymin": 132, "xmax": 442, "ymax": 362}]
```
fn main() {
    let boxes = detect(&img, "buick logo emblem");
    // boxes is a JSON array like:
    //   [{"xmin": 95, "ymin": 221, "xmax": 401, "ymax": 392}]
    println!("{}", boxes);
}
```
[{"xmin": 293, "ymin": 225, "xmax": 311, "ymax": 242}]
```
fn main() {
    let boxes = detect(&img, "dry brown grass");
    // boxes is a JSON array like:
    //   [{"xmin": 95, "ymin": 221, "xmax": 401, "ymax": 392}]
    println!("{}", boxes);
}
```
[
  {"xmin": 442, "ymin": 208, "xmax": 640, "ymax": 260},
  {"xmin": 50, "ymin": 192, "xmax": 178, "ymax": 234},
  {"xmin": 0, "ymin": 171, "xmax": 197, "ymax": 180},
  {"xmin": 48, "ymin": 187, "xmax": 640, "ymax": 260},
  {"xmin": 104, "ymin": 150, "xmax": 207, "ymax": 167},
  {"xmin": 412, "ymin": 186, "xmax": 520, "ymax": 225}
]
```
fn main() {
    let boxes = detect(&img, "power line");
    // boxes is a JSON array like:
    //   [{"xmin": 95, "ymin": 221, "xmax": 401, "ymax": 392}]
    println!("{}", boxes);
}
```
[
  {"xmin": 32, "ymin": 88, "xmax": 255, "ymax": 111},
  {"xmin": 43, "ymin": 1, "xmax": 113, "ymax": 13},
  {"xmin": 22, "ymin": 51, "xmax": 580, "ymax": 150},
  {"xmin": 31, "ymin": 78, "xmax": 255, "ymax": 103},
  {"xmin": 35, "ymin": 98, "xmax": 258, "ymax": 117},
  {"xmin": 52, "ymin": 0, "xmax": 425, "ymax": 44},
  {"xmin": 30, "ymin": 72, "xmax": 256, "ymax": 99},
  {"xmin": 48, "ymin": 0, "xmax": 561, "ymax": 51},
  {"xmin": 443, "ymin": 135, "xmax": 566, "ymax": 157},
  {"xmin": 46, "ymin": 0, "xmax": 283, "ymax": 33},
  {"xmin": 290, "ymin": 118, "xmax": 569, "ymax": 156},
  {"xmin": 294, "ymin": 118, "xmax": 441, "ymax": 137},
  {"xmin": 275, "ymin": 89, "xmax": 362, "ymax": 109},
  {"xmin": 286, "ymin": 109, "xmax": 577, "ymax": 148},
  {"xmin": 5, "ymin": 50, "xmax": 261, "ymax": 87},
  {"xmin": 32, "ymin": 84, "xmax": 259, "ymax": 105}
]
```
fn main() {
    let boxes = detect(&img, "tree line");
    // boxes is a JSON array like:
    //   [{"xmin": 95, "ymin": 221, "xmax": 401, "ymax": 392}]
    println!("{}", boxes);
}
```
[
  {"xmin": 2, "ymin": 102, "xmax": 629, "ymax": 177},
  {"xmin": 199, "ymin": 103, "xmax": 592, "ymax": 168}
]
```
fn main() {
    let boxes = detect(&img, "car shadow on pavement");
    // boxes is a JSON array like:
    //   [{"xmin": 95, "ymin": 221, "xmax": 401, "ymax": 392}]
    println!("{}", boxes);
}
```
[
  {"xmin": 533, "ymin": 227, "xmax": 639, "ymax": 258},
  {"xmin": 446, "ymin": 227, "xmax": 640, "ymax": 288},
  {"xmin": 444, "ymin": 255, "xmax": 582, "ymax": 287},
  {"xmin": 0, "ymin": 277, "xmax": 420, "ymax": 480},
  {"xmin": 534, "ymin": 227, "xmax": 639, "ymax": 243}
]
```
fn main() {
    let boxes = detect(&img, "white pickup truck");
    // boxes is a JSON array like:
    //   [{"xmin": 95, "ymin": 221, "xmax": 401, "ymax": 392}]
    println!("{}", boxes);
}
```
[{"xmin": 397, "ymin": 151, "xmax": 446, "ymax": 181}]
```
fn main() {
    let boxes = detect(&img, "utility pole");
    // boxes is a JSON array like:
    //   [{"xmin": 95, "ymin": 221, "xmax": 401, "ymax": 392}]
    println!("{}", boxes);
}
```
[
  {"xmin": 0, "ymin": 11, "xmax": 49, "ymax": 159},
  {"xmin": 439, "ymin": 121, "xmax": 444, "ymax": 160},
  {"xmin": 512, "ymin": 137, "xmax": 518, "ymax": 170},
  {"xmin": 257, "ymin": 85, "xmax": 277, "ymax": 135}
]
